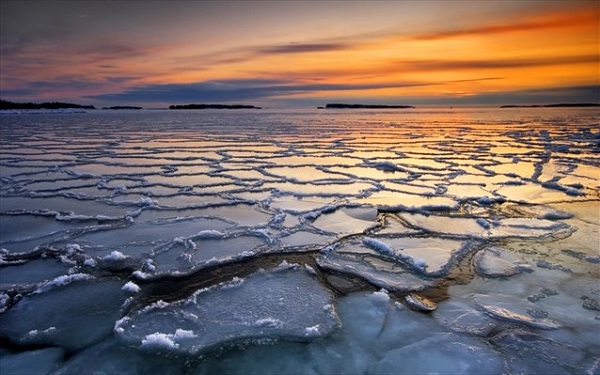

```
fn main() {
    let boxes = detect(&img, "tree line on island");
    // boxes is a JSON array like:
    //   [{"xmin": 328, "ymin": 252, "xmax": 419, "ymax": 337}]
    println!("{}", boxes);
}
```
[
  {"xmin": 1, "ymin": 99, "xmax": 598, "ymax": 111},
  {"xmin": 169, "ymin": 104, "xmax": 262, "ymax": 109},
  {"xmin": 0, "ymin": 100, "xmax": 142, "ymax": 110},
  {"xmin": 0, "ymin": 99, "xmax": 96, "ymax": 110},
  {"xmin": 321, "ymin": 103, "xmax": 415, "ymax": 109}
]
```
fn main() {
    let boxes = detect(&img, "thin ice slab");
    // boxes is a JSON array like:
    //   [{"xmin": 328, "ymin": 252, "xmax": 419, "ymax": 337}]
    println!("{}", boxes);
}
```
[
  {"xmin": 0, "ymin": 278, "xmax": 128, "ymax": 350},
  {"xmin": 115, "ymin": 264, "xmax": 340, "ymax": 354},
  {"xmin": 316, "ymin": 251, "xmax": 432, "ymax": 293}
]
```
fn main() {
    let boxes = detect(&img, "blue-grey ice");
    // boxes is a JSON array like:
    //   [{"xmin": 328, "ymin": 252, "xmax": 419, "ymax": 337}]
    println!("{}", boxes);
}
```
[
  {"xmin": 115, "ymin": 265, "xmax": 339, "ymax": 354},
  {"xmin": 1, "ymin": 108, "xmax": 598, "ymax": 374}
]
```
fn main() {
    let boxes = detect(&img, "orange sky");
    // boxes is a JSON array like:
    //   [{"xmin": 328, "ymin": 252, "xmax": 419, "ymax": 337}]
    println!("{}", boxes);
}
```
[{"xmin": 0, "ymin": 0, "xmax": 598, "ymax": 107}]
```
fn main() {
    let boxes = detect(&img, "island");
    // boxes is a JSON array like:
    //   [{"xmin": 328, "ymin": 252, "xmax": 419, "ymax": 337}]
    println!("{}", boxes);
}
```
[
  {"xmin": 1, "ymin": 99, "xmax": 95, "ymax": 110},
  {"xmin": 324, "ymin": 103, "xmax": 415, "ymax": 109},
  {"xmin": 102, "ymin": 106, "xmax": 143, "ymax": 110},
  {"xmin": 501, "ymin": 103, "xmax": 599, "ymax": 108},
  {"xmin": 169, "ymin": 104, "xmax": 262, "ymax": 110}
]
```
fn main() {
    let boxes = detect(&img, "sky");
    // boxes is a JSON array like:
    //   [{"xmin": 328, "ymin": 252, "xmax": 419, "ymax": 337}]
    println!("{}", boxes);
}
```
[{"xmin": 0, "ymin": 0, "xmax": 598, "ymax": 108}]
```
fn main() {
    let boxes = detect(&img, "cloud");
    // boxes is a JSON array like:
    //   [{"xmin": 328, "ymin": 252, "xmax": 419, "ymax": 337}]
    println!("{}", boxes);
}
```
[
  {"xmin": 86, "ymin": 78, "xmax": 431, "ymax": 104},
  {"xmin": 392, "ymin": 55, "xmax": 599, "ymax": 72},
  {"xmin": 0, "ymin": 74, "xmax": 142, "ymax": 101},
  {"xmin": 257, "ymin": 42, "xmax": 349, "ymax": 54},
  {"xmin": 411, "ymin": 7, "xmax": 597, "ymax": 40},
  {"xmin": 402, "ymin": 84, "xmax": 600, "ymax": 106}
]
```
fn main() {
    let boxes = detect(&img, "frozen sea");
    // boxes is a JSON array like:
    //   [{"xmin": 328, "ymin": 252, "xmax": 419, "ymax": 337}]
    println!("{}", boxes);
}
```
[{"xmin": 0, "ymin": 107, "xmax": 598, "ymax": 374}]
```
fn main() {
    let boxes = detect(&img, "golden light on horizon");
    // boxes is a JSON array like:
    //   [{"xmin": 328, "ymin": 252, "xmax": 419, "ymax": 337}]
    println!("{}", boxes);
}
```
[{"xmin": 0, "ymin": 1, "xmax": 597, "ymax": 105}]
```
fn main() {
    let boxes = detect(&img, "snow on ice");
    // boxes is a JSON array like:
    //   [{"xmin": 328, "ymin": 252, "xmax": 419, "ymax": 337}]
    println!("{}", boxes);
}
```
[{"xmin": 0, "ymin": 108, "xmax": 598, "ymax": 374}]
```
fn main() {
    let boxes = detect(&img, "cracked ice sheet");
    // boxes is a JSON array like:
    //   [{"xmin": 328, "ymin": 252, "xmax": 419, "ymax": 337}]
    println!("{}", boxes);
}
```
[
  {"xmin": 116, "ymin": 266, "xmax": 339, "ymax": 354},
  {"xmin": 76, "ymin": 216, "xmax": 233, "ymax": 252},
  {"xmin": 1, "ymin": 108, "xmax": 599, "ymax": 375},
  {"xmin": 0, "ymin": 278, "xmax": 128, "ymax": 351},
  {"xmin": 397, "ymin": 213, "xmax": 573, "ymax": 239},
  {"xmin": 447, "ymin": 268, "xmax": 600, "ymax": 354},
  {"xmin": 355, "ymin": 191, "xmax": 458, "ymax": 211},
  {"xmin": 310, "ymin": 207, "xmax": 378, "ymax": 235}
]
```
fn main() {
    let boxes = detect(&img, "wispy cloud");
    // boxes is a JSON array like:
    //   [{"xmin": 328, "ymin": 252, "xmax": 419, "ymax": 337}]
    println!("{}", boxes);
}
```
[
  {"xmin": 410, "ymin": 7, "xmax": 597, "ymax": 40},
  {"xmin": 257, "ymin": 42, "xmax": 349, "ymax": 54},
  {"xmin": 392, "ymin": 55, "xmax": 599, "ymax": 72},
  {"xmin": 86, "ymin": 78, "xmax": 432, "ymax": 104}
]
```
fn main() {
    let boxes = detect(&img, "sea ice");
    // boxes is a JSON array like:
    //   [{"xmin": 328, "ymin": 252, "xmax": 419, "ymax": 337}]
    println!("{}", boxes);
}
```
[
  {"xmin": 115, "ymin": 266, "xmax": 340, "ymax": 354},
  {"xmin": 473, "ymin": 246, "xmax": 533, "ymax": 278},
  {"xmin": 1, "ymin": 106, "xmax": 598, "ymax": 375},
  {"xmin": 371, "ymin": 332, "xmax": 505, "ymax": 375},
  {"xmin": 316, "ymin": 251, "xmax": 433, "ymax": 293},
  {"xmin": 490, "ymin": 328, "xmax": 587, "ymax": 374},
  {"xmin": 0, "ymin": 347, "xmax": 65, "ymax": 375},
  {"xmin": 0, "ymin": 257, "xmax": 72, "ymax": 288},
  {"xmin": 433, "ymin": 300, "xmax": 497, "ymax": 336},
  {"xmin": 51, "ymin": 338, "xmax": 185, "ymax": 375},
  {"xmin": 0, "ymin": 278, "xmax": 128, "ymax": 350}
]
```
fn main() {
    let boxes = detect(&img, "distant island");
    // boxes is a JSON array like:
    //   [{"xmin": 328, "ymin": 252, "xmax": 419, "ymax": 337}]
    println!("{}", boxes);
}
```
[
  {"xmin": 501, "ymin": 103, "xmax": 599, "ymax": 108},
  {"xmin": 169, "ymin": 104, "xmax": 262, "ymax": 110},
  {"xmin": 1, "ymin": 99, "xmax": 95, "ymax": 110},
  {"xmin": 324, "ymin": 103, "xmax": 415, "ymax": 109},
  {"xmin": 102, "ymin": 106, "xmax": 143, "ymax": 110}
]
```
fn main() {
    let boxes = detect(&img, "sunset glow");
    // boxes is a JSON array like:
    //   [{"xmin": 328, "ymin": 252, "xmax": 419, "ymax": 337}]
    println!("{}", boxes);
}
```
[{"xmin": 1, "ymin": 0, "xmax": 598, "ymax": 107}]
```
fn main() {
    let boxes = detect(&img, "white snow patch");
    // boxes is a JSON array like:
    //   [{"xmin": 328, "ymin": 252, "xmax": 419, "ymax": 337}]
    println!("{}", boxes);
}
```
[
  {"xmin": 255, "ymin": 318, "xmax": 284, "ymax": 328},
  {"xmin": 195, "ymin": 230, "xmax": 225, "ymax": 238},
  {"xmin": 138, "ymin": 196, "xmax": 158, "ymax": 207},
  {"xmin": 34, "ymin": 273, "xmax": 94, "ymax": 294},
  {"xmin": 132, "ymin": 270, "xmax": 150, "ymax": 279},
  {"xmin": 142, "ymin": 259, "xmax": 156, "ymax": 272},
  {"xmin": 103, "ymin": 251, "xmax": 128, "ymax": 261},
  {"xmin": 27, "ymin": 327, "xmax": 56, "ymax": 337},
  {"xmin": 372, "ymin": 289, "xmax": 390, "ymax": 303},
  {"xmin": 362, "ymin": 237, "xmax": 427, "ymax": 271},
  {"xmin": 220, "ymin": 277, "xmax": 246, "ymax": 290},
  {"xmin": 65, "ymin": 243, "xmax": 82, "ymax": 255},
  {"xmin": 114, "ymin": 317, "xmax": 130, "ymax": 334},
  {"xmin": 141, "ymin": 332, "xmax": 179, "ymax": 349},
  {"xmin": 173, "ymin": 329, "xmax": 197, "ymax": 339},
  {"xmin": 0, "ymin": 292, "xmax": 9, "ymax": 313},
  {"xmin": 83, "ymin": 257, "xmax": 97, "ymax": 267},
  {"xmin": 304, "ymin": 324, "xmax": 321, "ymax": 336},
  {"xmin": 122, "ymin": 281, "xmax": 141, "ymax": 294}
]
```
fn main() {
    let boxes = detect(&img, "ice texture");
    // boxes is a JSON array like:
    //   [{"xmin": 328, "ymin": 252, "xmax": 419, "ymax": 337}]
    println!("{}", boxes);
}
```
[
  {"xmin": 473, "ymin": 246, "xmax": 532, "ymax": 277},
  {"xmin": 1, "ymin": 108, "xmax": 598, "ymax": 374},
  {"xmin": 316, "ymin": 250, "xmax": 433, "ymax": 293},
  {"xmin": 0, "ymin": 278, "xmax": 128, "ymax": 350},
  {"xmin": 371, "ymin": 332, "xmax": 505, "ymax": 375},
  {"xmin": 0, "ymin": 347, "xmax": 65, "ymax": 375},
  {"xmin": 116, "ymin": 266, "xmax": 340, "ymax": 354}
]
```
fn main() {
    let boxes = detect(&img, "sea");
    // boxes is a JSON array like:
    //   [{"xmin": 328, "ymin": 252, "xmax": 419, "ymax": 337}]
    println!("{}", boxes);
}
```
[{"xmin": 0, "ymin": 107, "xmax": 598, "ymax": 374}]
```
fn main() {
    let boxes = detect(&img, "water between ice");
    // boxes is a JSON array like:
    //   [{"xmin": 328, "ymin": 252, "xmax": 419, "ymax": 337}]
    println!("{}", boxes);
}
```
[{"xmin": 0, "ymin": 108, "xmax": 598, "ymax": 374}]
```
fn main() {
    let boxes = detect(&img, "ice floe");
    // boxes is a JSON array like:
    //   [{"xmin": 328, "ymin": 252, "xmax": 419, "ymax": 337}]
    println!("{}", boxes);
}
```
[
  {"xmin": 1, "ymin": 108, "xmax": 598, "ymax": 374},
  {"xmin": 116, "ymin": 266, "xmax": 340, "ymax": 354}
]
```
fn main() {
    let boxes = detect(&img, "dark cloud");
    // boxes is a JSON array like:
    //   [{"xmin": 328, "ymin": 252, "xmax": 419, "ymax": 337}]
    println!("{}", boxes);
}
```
[
  {"xmin": 408, "ymin": 85, "xmax": 600, "ymax": 106},
  {"xmin": 86, "ymin": 78, "xmax": 429, "ymax": 104},
  {"xmin": 0, "ymin": 74, "xmax": 141, "ymax": 100},
  {"xmin": 84, "ymin": 76, "xmax": 600, "ymax": 108},
  {"xmin": 257, "ymin": 43, "xmax": 349, "ymax": 54}
]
